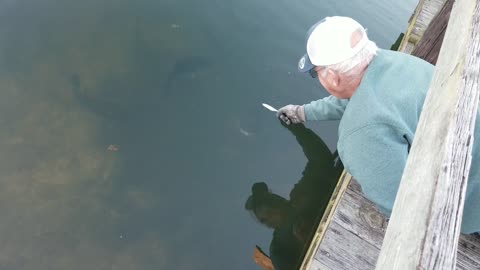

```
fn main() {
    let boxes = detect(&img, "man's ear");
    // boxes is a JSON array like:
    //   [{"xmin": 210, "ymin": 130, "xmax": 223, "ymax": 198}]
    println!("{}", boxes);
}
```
[
  {"xmin": 327, "ymin": 69, "xmax": 340, "ymax": 87},
  {"xmin": 350, "ymin": 28, "xmax": 364, "ymax": 48}
]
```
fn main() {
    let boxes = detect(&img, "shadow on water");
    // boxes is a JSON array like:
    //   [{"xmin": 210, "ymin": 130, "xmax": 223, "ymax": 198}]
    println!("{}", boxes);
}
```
[{"xmin": 245, "ymin": 122, "xmax": 343, "ymax": 270}]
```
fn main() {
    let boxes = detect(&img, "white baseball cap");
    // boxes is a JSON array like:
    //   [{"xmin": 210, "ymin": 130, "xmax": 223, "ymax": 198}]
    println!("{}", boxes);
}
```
[{"xmin": 298, "ymin": 16, "xmax": 368, "ymax": 75}]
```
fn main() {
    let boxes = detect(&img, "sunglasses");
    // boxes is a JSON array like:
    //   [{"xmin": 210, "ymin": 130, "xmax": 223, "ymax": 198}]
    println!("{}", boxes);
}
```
[{"xmin": 309, "ymin": 68, "xmax": 318, "ymax": 78}]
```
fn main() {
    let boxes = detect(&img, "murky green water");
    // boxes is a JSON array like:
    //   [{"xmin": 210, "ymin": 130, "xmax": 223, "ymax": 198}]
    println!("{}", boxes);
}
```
[{"xmin": 0, "ymin": 0, "xmax": 416, "ymax": 269}]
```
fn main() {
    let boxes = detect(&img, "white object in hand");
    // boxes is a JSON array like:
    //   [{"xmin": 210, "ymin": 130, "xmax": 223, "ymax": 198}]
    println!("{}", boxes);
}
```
[{"xmin": 262, "ymin": 103, "xmax": 278, "ymax": 112}]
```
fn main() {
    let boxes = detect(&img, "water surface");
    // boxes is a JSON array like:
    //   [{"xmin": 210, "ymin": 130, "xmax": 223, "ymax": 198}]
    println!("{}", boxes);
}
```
[{"xmin": 0, "ymin": 0, "xmax": 416, "ymax": 269}]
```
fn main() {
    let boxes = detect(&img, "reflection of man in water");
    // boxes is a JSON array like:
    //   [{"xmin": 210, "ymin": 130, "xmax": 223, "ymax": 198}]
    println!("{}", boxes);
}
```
[{"xmin": 245, "ymin": 123, "xmax": 342, "ymax": 270}]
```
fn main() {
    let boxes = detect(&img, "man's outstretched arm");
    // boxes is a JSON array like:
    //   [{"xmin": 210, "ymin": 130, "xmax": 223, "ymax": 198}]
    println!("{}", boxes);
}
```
[
  {"xmin": 304, "ymin": 95, "xmax": 348, "ymax": 121},
  {"xmin": 277, "ymin": 95, "xmax": 348, "ymax": 125}
]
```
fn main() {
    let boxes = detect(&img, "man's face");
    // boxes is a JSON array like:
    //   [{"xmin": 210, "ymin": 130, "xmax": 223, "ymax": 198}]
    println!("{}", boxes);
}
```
[
  {"xmin": 313, "ymin": 67, "xmax": 340, "ymax": 97},
  {"xmin": 313, "ymin": 66, "xmax": 354, "ymax": 99}
]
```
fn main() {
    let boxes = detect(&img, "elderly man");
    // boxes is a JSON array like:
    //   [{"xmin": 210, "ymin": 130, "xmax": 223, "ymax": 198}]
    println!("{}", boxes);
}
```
[{"xmin": 278, "ymin": 16, "xmax": 480, "ymax": 233}]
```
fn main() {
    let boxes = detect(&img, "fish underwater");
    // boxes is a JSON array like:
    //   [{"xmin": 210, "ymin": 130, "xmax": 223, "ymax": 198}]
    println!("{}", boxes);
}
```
[
  {"xmin": 70, "ymin": 74, "xmax": 130, "ymax": 121},
  {"xmin": 132, "ymin": 17, "xmax": 212, "ymax": 97},
  {"xmin": 163, "ymin": 56, "xmax": 211, "ymax": 94}
]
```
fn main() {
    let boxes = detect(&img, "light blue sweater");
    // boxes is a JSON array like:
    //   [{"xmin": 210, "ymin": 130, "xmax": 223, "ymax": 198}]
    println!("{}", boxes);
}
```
[{"xmin": 304, "ymin": 49, "xmax": 480, "ymax": 233}]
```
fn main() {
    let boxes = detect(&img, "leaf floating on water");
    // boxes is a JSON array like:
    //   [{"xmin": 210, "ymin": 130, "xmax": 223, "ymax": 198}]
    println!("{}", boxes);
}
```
[{"xmin": 262, "ymin": 103, "xmax": 278, "ymax": 112}]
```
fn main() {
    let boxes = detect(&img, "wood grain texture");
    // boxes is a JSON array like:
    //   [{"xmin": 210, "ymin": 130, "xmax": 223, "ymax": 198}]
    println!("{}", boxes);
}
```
[
  {"xmin": 412, "ymin": 0, "xmax": 446, "ymax": 38},
  {"xmin": 332, "ymin": 182, "xmax": 387, "ymax": 249},
  {"xmin": 457, "ymin": 234, "xmax": 480, "ymax": 270},
  {"xmin": 310, "ymin": 180, "xmax": 480, "ymax": 270},
  {"xmin": 411, "ymin": 0, "xmax": 455, "ymax": 65},
  {"xmin": 314, "ymin": 221, "xmax": 380, "ymax": 270},
  {"xmin": 399, "ymin": 0, "xmax": 447, "ymax": 53},
  {"xmin": 412, "ymin": 0, "xmax": 454, "ymax": 64},
  {"xmin": 300, "ymin": 172, "xmax": 353, "ymax": 270},
  {"xmin": 376, "ymin": 0, "xmax": 480, "ymax": 269}
]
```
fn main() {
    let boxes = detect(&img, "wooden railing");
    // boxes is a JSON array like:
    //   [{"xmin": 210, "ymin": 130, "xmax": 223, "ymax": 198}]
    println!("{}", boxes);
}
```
[{"xmin": 376, "ymin": 0, "xmax": 480, "ymax": 269}]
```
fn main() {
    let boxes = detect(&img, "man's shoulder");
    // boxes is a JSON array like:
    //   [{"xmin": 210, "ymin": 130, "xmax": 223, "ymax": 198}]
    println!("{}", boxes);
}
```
[
  {"xmin": 338, "ymin": 50, "xmax": 433, "ymax": 140},
  {"xmin": 376, "ymin": 49, "xmax": 434, "ymax": 70}
]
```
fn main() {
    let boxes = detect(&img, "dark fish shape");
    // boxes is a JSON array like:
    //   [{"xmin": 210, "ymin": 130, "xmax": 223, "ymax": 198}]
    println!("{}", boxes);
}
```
[
  {"xmin": 132, "ymin": 18, "xmax": 211, "ymax": 96},
  {"xmin": 164, "ymin": 56, "xmax": 211, "ymax": 92},
  {"xmin": 70, "ymin": 74, "xmax": 129, "ymax": 121}
]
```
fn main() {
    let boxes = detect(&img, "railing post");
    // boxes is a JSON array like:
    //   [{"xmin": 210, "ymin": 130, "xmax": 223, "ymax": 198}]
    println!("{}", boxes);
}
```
[{"xmin": 375, "ymin": 0, "xmax": 480, "ymax": 269}]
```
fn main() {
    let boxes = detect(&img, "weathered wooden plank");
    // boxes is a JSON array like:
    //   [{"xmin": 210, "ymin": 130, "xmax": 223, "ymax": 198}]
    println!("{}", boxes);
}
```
[
  {"xmin": 376, "ymin": 0, "xmax": 480, "ymax": 269},
  {"xmin": 309, "ymin": 258, "xmax": 323, "ymax": 270},
  {"xmin": 457, "ymin": 234, "xmax": 480, "ymax": 270},
  {"xmin": 314, "ymin": 220, "xmax": 380, "ymax": 270},
  {"xmin": 332, "ymin": 181, "xmax": 387, "ymax": 249},
  {"xmin": 311, "ymin": 179, "xmax": 480, "ymax": 269},
  {"xmin": 399, "ymin": 0, "xmax": 426, "ymax": 52},
  {"xmin": 412, "ymin": 0, "xmax": 454, "ymax": 64},
  {"xmin": 403, "ymin": 41, "xmax": 416, "ymax": 54},
  {"xmin": 412, "ymin": 0, "xmax": 445, "ymax": 38},
  {"xmin": 399, "ymin": 0, "xmax": 447, "ymax": 53}
]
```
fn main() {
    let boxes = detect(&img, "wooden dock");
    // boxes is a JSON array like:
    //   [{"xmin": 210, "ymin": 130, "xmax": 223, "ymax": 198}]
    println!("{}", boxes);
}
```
[
  {"xmin": 398, "ymin": 0, "xmax": 447, "ymax": 54},
  {"xmin": 300, "ymin": 0, "xmax": 480, "ymax": 269},
  {"xmin": 301, "ymin": 173, "xmax": 480, "ymax": 269}
]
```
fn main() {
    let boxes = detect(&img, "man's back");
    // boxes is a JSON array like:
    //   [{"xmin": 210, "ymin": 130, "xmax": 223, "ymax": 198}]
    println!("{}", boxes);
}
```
[
  {"xmin": 337, "ymin": 50, "xmax": 480, "ymax": 233},
  {"xmin": 339, "ymin": 50, "xmax": 434, "ymax": 144}
]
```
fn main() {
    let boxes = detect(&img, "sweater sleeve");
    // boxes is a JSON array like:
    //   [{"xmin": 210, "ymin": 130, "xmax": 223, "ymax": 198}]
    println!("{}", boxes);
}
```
[
  {"xmin": 339, "ymin": 124, "xmax": 409, "ymax": 215},
  {"xmin": 303, "ymin": 95, "xmax": 349, "ymax": 121}
]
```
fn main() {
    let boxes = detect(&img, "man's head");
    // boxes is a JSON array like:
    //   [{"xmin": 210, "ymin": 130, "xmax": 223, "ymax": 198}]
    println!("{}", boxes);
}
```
[
  {"xmin": 245, "ymin": 182, "xmax": 291, "ymax": 229},
  {"xmin": 298, "ymin": 16, "xmax": 378, "ymax": 98}
]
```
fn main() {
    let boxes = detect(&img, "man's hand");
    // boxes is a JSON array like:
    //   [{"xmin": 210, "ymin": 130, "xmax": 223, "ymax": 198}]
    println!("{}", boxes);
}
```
[{"xmin": 277, "ymin": 105, "xmax": 306, "ymax": 125}]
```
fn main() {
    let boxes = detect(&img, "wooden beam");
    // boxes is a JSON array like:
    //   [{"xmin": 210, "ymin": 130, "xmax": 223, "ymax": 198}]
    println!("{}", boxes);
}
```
[
  {"xmin": 398, "ymin": 0, "xmax": 426, "ymax": 52},
  {"xmin": 412, "ymin": 0, "xmax": 455, "ymax": 64},
  {"xmin": 376, "ymin": 0, "xmax": 480, "ymax": 269}
]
